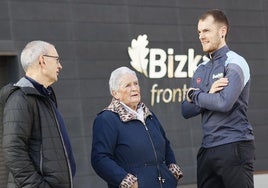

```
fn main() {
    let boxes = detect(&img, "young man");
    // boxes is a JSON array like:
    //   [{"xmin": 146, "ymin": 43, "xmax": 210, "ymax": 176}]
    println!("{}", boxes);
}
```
[
  {"xmin": 0, "ymin": 41, "xmax": 76, "ymax": 188},
  {"xmin": 181, "ymin": 9, "xmax": 255, "ymax": 188}
]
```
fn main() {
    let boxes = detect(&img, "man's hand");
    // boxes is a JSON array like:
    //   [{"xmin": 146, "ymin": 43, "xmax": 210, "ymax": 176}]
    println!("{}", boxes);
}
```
[{"xmin": 209, "ymin": 78, "xmax": 228, "ymax": 94}]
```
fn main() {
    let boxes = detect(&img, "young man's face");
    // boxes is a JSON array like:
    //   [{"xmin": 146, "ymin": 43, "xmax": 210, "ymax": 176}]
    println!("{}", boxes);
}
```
[{"xmin": 198, "ymin": 15, "xmax": 226, "ymax": 54}]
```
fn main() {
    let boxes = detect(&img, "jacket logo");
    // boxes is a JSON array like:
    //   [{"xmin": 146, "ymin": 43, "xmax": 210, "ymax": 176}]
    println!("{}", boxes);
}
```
[
  {"xmin": 196, "ymin": 77, "xmax": 202, "ymax": 84},
  {"xmin": 212, "ymin": 73, "xmax": 224, "ymax": 80}
]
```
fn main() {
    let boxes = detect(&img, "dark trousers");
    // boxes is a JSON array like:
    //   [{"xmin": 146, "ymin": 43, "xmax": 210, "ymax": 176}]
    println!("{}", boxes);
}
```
[{"xmin": 197, "ymin": 140, "xmax": 255, "ymax": 188}]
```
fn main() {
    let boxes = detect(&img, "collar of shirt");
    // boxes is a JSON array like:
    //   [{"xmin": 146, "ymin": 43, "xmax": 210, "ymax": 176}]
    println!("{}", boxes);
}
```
[
  {"xmin": 207, "ymin": 45, "xmax": 230, "ymax": 61},
  {"xmin": 25, "ymin": 76, "xmax": 52, "ymax": 97},
  {"xmin": 120, "ymin": 102, "xmax": 145, "ymax": 123}
]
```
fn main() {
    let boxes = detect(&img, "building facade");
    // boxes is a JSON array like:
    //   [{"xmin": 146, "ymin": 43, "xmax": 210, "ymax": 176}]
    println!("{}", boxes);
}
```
[{"xmin": 0, "ymin": 0, "xmax": 268, "ymax": 187}]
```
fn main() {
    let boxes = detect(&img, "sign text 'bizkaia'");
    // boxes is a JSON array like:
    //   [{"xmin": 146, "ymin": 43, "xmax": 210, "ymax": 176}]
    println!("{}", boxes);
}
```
[{"xmin": 128, "ymin": 34, "xmax": 205, "ymax": 106}]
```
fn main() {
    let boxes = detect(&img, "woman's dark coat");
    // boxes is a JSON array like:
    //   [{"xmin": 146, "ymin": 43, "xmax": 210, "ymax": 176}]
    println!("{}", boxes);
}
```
[{"xmin": 91, "ymin": 99, "xmax": 178, "ymax": 188}]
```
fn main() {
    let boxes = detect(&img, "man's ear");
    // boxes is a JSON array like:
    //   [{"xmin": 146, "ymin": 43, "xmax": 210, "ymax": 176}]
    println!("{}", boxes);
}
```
[
  {"xmin": 220, "ymin": 25, "xmax": 227, "ymax": 38},
  {"xmin": 39, "ymin": 55, "xmax": 46, "ymax": 65},
  {"xmin": 38, "ymin": 55, "xmax": 47, "ymax": 70}
]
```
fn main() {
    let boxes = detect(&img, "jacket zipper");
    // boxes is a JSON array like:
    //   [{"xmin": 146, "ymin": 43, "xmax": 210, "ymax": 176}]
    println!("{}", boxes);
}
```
[
  {"xmin": 40, "ymin": 144, "xmax": 43, "ymax": 175},
  {"xmin": 49, "ymin": 101, "xmax": 73, "ymax": 188},
  {"xmin": 206, "ymin": 59, "xmax": 214, "ymax": 88},
  {"xmin": 144, "ymin": 123, "xmax": 164, "ymax": 188}
]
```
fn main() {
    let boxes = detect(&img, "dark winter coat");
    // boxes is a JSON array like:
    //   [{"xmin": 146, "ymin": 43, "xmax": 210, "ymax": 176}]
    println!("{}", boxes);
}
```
[
  {"xmin": 0, "ymin": 78, "xmax": 73, "ymax": 188},
  {"xmin": 91, "ymin": 99, "xmax": 178, "ymax": 188}
]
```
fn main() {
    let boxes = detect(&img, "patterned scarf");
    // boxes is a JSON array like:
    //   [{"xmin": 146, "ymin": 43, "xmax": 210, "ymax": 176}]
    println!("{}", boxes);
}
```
[{"xmin": 104, "ymin": 98, "xmax": 152, "ymax": 122}]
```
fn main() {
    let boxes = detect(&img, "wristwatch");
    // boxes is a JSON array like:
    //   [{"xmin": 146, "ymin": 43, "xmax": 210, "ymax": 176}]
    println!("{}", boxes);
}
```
[{"xmin": 187, "ymin": 89, "xmax": 195, "ymax": 100}]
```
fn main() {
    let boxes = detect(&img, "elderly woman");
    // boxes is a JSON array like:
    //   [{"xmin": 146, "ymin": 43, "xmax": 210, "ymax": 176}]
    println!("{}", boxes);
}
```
[{"xmin": 91, "ymin": 66, "xmax": 183, "ymax": 188}]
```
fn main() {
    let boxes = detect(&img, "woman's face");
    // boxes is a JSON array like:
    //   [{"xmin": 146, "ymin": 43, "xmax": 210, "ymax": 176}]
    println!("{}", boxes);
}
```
[{"xmin": 114, "ymin": 73, "xmax": 141, "ymax": 110}]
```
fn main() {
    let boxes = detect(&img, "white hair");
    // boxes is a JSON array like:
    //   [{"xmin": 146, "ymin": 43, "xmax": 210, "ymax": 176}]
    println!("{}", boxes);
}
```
[
  {"xmin": 109, "ymin": 66, "xmax": 137, "ymax": 95},
  {"xmin": 20, "ymin": 40, "xmax": 54, "ymax": 71}
]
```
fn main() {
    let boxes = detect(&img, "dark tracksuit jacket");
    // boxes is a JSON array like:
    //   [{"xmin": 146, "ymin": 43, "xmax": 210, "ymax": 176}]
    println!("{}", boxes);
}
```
[{"xmin": 181, "ymin": 45, "xmax": 254, "ymax": 148}]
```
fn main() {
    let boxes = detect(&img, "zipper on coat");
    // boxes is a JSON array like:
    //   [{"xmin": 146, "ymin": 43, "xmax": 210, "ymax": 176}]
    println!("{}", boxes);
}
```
[
  {"xmin": 48, "ymin": 100, "xmax": 73, "ymax": 188},
  {"xmin": 206, "ymin": 59, "xmax": 214, "ymax": 87},
  {"xmin": 39, "ymin": 144, "xmax": 43, "ymax": 175},
  {"xmin": 144, "ymin": 124, "xmax": 164, "ymax": 188}
]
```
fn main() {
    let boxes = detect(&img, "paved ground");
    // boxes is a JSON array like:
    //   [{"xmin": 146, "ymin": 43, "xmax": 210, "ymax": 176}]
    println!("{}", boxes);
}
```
[{"xmin": 179, "ymin": 173, "xmax": 268, "ymax": 188}]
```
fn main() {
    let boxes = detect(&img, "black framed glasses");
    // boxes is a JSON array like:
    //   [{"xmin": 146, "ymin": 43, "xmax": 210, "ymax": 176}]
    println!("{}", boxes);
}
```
[{"xmin": 43, "ymin": 55, "xmax": 60, "ymax": 64}]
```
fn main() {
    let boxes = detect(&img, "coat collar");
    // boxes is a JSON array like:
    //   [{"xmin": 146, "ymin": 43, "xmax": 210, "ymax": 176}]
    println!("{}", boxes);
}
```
[
  {"xmin": 104, "ymin": 98, "xmax": 152, "ymax": 122},
  {"xmin": 206, "ymin": 45, "xmax": 230, "ymax": 61}
]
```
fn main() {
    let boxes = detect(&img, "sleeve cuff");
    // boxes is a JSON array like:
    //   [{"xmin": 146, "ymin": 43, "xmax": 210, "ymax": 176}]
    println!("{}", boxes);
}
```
[
  {"xmin": 119, "ymin": 173, "xmax": 137, "ymax": 188},
  {"xmin": 168, "ymin": 163, "xmax": 183, "ymax": 180}
]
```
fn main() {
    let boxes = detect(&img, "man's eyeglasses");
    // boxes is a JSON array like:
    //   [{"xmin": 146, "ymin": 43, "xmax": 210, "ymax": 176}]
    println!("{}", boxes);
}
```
[{"xmin": 43, "ymin": 55, "xmax": 61, "ymax": 64}]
